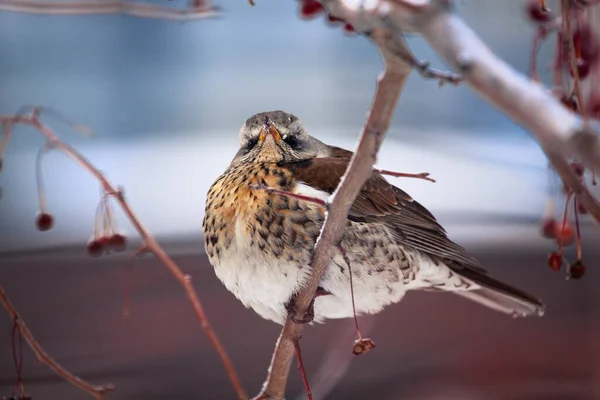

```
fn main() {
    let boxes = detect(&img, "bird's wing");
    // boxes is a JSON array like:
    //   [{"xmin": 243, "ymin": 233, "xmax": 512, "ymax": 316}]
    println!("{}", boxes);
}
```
[{"xmin": 278, "ymin": 146, "xmax": 486, "ymax": 274}]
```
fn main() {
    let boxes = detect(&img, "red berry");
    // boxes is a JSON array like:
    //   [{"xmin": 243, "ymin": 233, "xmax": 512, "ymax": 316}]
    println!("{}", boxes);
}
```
[
  {"xmin": 573, "ymin": 24, "xmax": 599, "ymax": 63},
  {"xmin": 300, "ymin": 0, "xmax": 323, "ymax": 19},
  {"xmin": 569, "ymin": 58, "xmax": 591, "ymax": 79},
  {"xmin": 556, "ymin": 222, "xmax": 575, "ymax": 246},
  {"xmin": 343, "ymin": 23, "xmax": 355, "ymax": 33},
  {"xmin": 526, "ymin": 1, "xmax": 553, "ymax": 23},
  {"xmin": 568, "ymin": 260, "xmax": 586, "ymax": 279},
  {"xmin": 541, "ymin": 218, "xmax": 558, "ymax": 239},
  {"xmin": 547, "ymin": 252, "xmax": 563, "ymax": 271},
  {"xmin": 107, "ymin": 233, "xmax": 127, "ymax": 252},
  {"xmin": 577, "ymin": 202, "xmax": 588, "ymax": 214},
  {"xmin": 87, "ymin": 237, "xmax": 106, "ymax": 258},
  {"xmin": 35, "ymin": 212, "xmax": 54, "ymax": 231}
]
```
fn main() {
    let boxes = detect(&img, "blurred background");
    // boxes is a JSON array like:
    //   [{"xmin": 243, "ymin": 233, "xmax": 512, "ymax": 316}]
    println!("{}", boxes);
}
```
[{"xmin": 1, "ymin": 1, "xmax": 599, "ymax": 399}]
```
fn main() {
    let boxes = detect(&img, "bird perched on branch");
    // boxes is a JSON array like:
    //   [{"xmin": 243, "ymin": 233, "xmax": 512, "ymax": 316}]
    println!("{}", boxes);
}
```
[{"xmin": 202, "ymin": 110, "xmax": 545, "ymax": 325}]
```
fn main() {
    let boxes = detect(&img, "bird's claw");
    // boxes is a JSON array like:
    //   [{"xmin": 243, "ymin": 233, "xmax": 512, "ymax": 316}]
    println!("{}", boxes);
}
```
[{"xmin": 286, "ymin": 298, "xmax": 315, "ymax": 324}]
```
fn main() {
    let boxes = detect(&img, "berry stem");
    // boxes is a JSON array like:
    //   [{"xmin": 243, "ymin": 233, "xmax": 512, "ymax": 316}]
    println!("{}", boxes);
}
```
[
  {"xmin": 574, "ymin": 197, "xmax": 582, "ymax": 260},
  {"xmin": 559, "ymin": 191, "xmax": 573, "ymax": 254},
  {"xmin": 35, "ymin": 144, "xmax": 50, "ymax": 214},
  {"xmin": 338, "ymin": 245, "xmax": 363, "ymax": 340},
  {"xmin": 293, "ymin": 340, "xmax": 312, "ymax": 400},
  {"xmin": 123, "ymin": 245, "xmax": 148, "ymax": 319}
]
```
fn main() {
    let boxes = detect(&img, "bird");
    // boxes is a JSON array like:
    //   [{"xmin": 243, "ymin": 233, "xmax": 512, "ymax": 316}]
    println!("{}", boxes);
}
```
[{"xmin": 202, "ymin": 110, "xmax": 546, "ymax": 325}]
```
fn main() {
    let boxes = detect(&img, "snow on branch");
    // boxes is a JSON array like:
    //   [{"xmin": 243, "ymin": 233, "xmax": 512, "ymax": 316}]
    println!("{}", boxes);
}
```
[
  {"xmin": 0, "ymin": 0, "xmax": 217, "ymax": 19},
  {"xmin": 322, "ymin": 0, "xmax": 600, "ymax": 224}
]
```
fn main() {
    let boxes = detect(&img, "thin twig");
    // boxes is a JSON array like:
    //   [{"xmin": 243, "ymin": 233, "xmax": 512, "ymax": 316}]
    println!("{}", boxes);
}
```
[
  {"xmin": 250, "ymin": 184, "xmax": 327, "ymax": 207},
  {"xmin": 0, "ymin": 284, "xmax": 115, "ymax": 399},
  {"xmin": 252, "ymin": 30, "xmax": 413, "ymax": 400},
  {"xmin": 0, "ymin": 0, "xmax": 218, "ymax": 19},
  {"xmin": 374, "ymin": 168, "xmax": 436, "ymax": 182},
  {"xmin": 0, "ymin": 111, "xmax": 247, "ymax": 400}
]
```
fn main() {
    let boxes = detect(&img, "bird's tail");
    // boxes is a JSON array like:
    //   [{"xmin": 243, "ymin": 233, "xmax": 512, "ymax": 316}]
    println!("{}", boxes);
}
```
[{"xmin": 454, "ymin": 270, "xmax": 545, "ymax": 318}]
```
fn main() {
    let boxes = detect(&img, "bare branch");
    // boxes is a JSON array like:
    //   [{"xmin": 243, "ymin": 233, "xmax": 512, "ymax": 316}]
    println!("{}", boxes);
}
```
[
  {"xmin": 252, "ymin": 30, "xmax": 413, "ymax": 400},
  {"xmin": 323, "ymin": 0, "xmax": 600, "ymax": 224},
  {"xmin": 0, "ymin": 283, "xmax": 115, "ymax": 399},
  {"xmin": 0, "ymin": 0, "xmax": 217, "ymax": 19},
  {"xmin": 0, "ymin": 111, "xmax": 247, "ymax": 400}
]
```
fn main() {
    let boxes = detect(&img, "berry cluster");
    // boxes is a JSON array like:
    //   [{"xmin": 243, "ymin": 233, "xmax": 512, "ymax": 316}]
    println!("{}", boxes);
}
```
[
  {"xmin": 87, "ymin": 196, "xmax": 127, "ymax": 258},
  {"xmin": 298, "ymin": 0, "xmax": 356, "ymax": 34},
  {"xmin": 541, "ymin": 163, "xmax": 588, "ymax": 279},
  {"xmin": 526, "ymin": 0, "xmax": 600, "ymax": 118}
]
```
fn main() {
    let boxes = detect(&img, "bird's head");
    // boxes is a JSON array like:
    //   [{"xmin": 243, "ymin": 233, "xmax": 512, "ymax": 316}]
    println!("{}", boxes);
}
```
[{"xmin": 232, "ymin": 110, "xmax": 330, "ymax": 165}]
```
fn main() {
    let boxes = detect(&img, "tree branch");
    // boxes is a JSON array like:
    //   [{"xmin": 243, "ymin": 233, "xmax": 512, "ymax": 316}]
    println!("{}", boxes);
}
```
[
  {"xmin": 323, "ymin": 0, "xmax": 600, "ymax": 224},
  {"xmin": 252, "ymin": 30, "xmax": 413, "ymax": 400},
  {"xmin": 0, "ymin": 284, "xmax": 114, "ymax": 399},
  {"xmin": 0, "ymin": 0, "xmax": 217, "ymax": 19},
  {"xmin": 0, "ymin": 110, "xmax": 246, "ymax": 400}
]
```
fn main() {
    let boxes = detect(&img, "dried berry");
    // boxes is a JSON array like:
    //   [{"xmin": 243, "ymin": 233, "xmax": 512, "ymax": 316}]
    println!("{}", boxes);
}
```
[
  {"xmin": 87, "ymin": 238, "xmax": 105, "ymax": 258},
  {"xmin": 35, "ymin": 212, "xmax": 54, "ymax": 231},
  {"xmin": 567, "ymin": 260, "xmax": 586, "ymax": 279},
  {"xmin": 107, "ymin": 233, "xmax": 127, "ymax": 252},
  {"xmin": 547, "ymin": 252, "xmax": 562, "ymax": 271},
  {"xmin": 526, "ymin": 1, "xmax": 553, "ymax": 23}
]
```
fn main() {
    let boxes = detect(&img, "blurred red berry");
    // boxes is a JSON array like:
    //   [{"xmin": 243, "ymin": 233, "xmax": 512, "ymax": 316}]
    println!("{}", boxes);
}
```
[
  {"xmin": 87, "ymin": 238, "xmax": 105, "ymax": 258},
  {"xmin": 541, "ymin": 218, "xmax": 558, "ymax": 239},
  {"xmin": 343, "ymin": 23, "xmax": 355, "ymax": 33},
  {"xmin": 300, "ymin": 0, "xmax": 324, "ymax": 19},
  {"xmin": 573, "ymin": 24, "xmax": 599, "ymax": 63},
  {"xmin": 35, "ymin": 212, "xmax": 54, "ymax": 231},
  {"xmin": 108, "ymin": 233, "xmax": 127, "ymax": 252},
  {"xmin": 569, "ymin": 58, "xmax": 591, "ymax": 79},
  {"xmin": 556, "ymin": 222, "xmax": 575, "ymax": 246},
  {"xmin": 568, "ymin": 260, "xmax": 586, "ymax": 279},
  {"xmin": 577, "ymin": 202, "xmax": 588, "ymax": 214},
  {"xmin": 547, "ymin": 252, "xmax": 563, "ymax": 271},
  {"xmin": 526, "ymin": 1, "xmax": 553, "ymax": 23}
]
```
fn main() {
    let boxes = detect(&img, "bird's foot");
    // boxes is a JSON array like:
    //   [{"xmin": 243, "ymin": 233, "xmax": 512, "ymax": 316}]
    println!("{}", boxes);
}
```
[{"xmin": 286, "ymin": 287, "xmax": 331, "ymax": 324}]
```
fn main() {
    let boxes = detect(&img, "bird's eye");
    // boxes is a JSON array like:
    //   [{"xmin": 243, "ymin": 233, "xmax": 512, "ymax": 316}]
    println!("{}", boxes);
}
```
[
  {"xmin": 246, "ymin": 137, "xmax": 258, "ymax": 149},
  {"xmin": 282, "ymin": 134, "xmax": 300, "ymax": 149}
]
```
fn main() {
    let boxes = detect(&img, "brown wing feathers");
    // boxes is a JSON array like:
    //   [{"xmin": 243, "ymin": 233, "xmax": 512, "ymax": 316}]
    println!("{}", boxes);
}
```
[{"xmin": 279, "ymin": 147, "xmax": 485, "ymax": 274}]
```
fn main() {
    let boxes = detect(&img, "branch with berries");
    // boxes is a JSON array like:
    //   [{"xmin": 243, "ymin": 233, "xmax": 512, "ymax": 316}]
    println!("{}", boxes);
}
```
[
  {"xmin": 0, "ymin": 0, "xmax": 217, "ymax": 19},
  {"xmin": 246, "ymin": 1, "xmax": 600, "ymax": 399},
  {"xmin": 0, "ymin": 108, "xmax": 246, "ymax": 400}
]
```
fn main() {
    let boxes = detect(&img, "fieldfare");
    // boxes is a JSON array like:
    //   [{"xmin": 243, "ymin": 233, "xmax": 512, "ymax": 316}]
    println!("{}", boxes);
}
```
[{"xmin": 202, "ymin": 110, "xmax": 545, "ymax": 325}]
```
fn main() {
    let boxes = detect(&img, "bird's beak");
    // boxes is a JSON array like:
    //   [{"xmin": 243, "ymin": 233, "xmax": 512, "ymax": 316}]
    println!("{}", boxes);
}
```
[{"xmin": 258, "ymin": 121, "xmax": 282, "ymax": 144}]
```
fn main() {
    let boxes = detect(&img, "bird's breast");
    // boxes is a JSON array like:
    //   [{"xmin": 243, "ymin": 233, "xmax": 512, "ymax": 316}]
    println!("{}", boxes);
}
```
[{"xmin": 203, "ymin": 162, "xmax": 326, "ymax": 269}]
